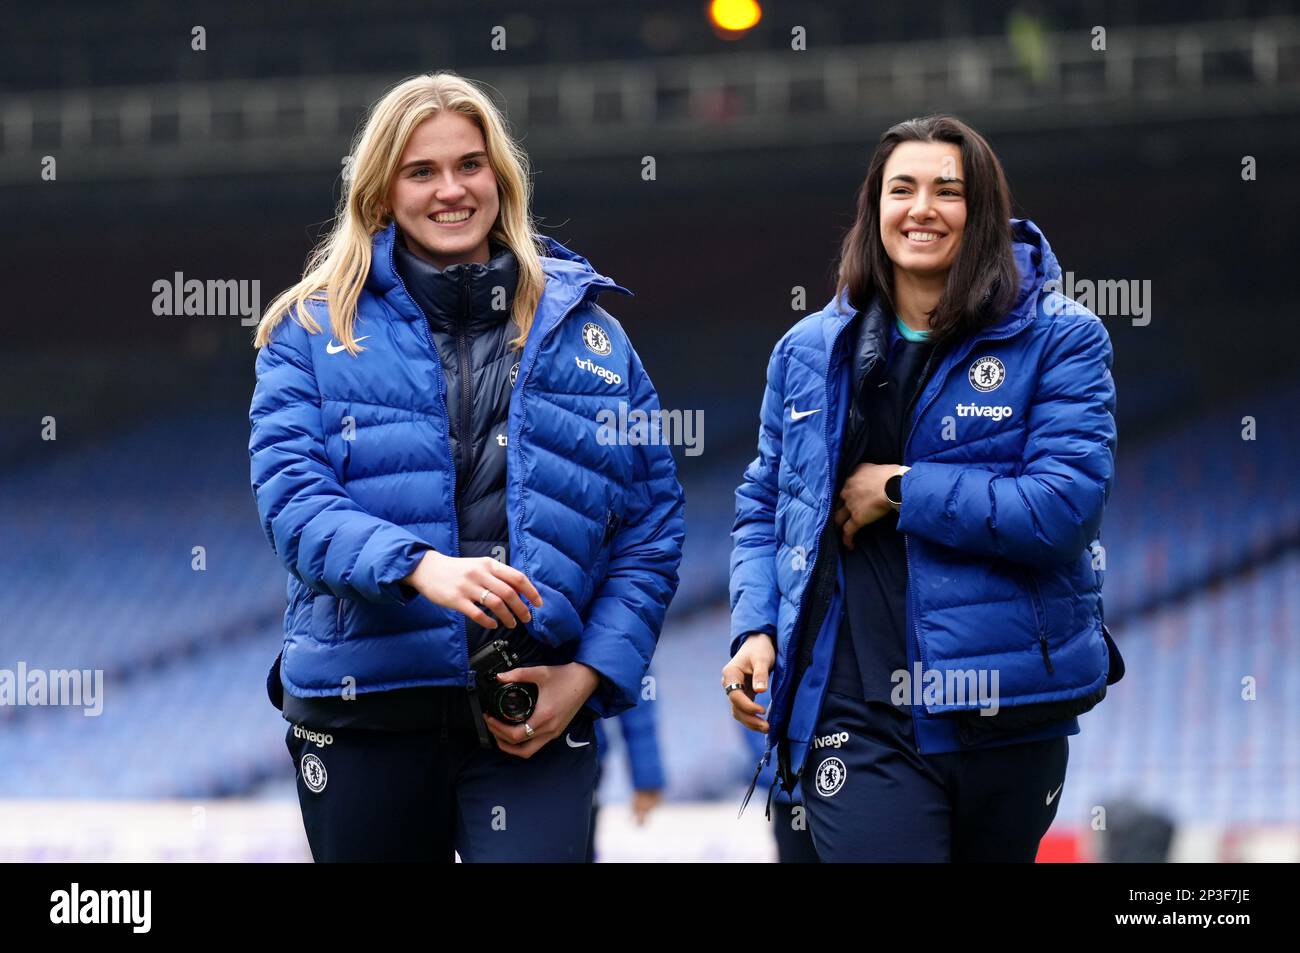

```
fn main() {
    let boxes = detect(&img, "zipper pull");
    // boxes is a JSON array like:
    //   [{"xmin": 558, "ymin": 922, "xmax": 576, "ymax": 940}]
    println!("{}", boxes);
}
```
[
  {"xmin": 737, "ymin": 750, "xmax": 770, "ymax": 819},
  {"xmin": 763, "ymin": 771, "xmax": 782, "ymax": 822},
  {"xmin": 1038, "ymin": 636, "xmax": 1055, "ymax": 675},
  {"xmin": 603, "ymin": 510, "xmax": 621, "ymax": 545}
]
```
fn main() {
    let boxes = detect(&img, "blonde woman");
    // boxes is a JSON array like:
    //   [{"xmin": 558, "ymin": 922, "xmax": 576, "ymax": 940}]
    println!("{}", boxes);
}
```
[{"xmin": 249, "ymin": 73, "xmax": 685, "ymax": 862}]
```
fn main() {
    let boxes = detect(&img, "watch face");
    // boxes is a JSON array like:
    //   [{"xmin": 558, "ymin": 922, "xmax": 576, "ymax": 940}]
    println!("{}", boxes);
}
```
[{"xmin": 885, "ymin": 474, "xmax": 903, "ymax": 505}]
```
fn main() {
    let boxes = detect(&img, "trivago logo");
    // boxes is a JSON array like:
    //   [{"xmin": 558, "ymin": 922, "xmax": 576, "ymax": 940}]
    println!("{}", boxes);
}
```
[
  {"xmin": 293, "ymin": 724, "xmax": 333, "ymax": 748},
  {"xmin": 812, "ymin": 731, "xmax": 850, "ymax": 750},
  {"xmin": 955, "ymin": 403, "xmax": 1014, "ymax": 422},
  {"xmin": 574, "ymin": 355, "xmax": 621, "ymax": 386}
]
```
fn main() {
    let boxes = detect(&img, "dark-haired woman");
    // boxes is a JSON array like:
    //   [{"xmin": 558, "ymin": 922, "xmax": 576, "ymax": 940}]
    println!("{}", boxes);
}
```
[{"xmin": 724, "ymin": 115, "xmax": 1122, "ymax": 862}]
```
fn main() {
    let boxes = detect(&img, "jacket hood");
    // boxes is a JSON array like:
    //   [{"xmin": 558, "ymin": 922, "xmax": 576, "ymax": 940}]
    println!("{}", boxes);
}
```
[
  {"xmin": 536, "ymin": 233, "xmax": 633, "ymax": 303},
  {"xmin": 1007, "ymin": 217, "xmax": 1061, "ymax": 321}
]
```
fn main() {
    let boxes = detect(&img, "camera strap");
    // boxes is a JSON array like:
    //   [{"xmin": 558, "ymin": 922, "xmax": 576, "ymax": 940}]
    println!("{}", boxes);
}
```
[{"xmin": 465, "ymin": 686, "xmax": 494, "ymax": 749}]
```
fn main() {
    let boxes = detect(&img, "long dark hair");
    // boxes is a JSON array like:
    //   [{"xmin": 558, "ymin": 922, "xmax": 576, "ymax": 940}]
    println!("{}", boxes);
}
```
[{"xmin": 836, "ymin": 115, "xmax": 1018, "ymax": 349}]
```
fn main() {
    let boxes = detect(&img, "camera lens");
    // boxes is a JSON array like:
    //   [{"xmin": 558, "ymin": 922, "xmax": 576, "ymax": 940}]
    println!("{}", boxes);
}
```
[{"xmin": 497, "ymin": 684, "xmax": 534, "ymax": 723}]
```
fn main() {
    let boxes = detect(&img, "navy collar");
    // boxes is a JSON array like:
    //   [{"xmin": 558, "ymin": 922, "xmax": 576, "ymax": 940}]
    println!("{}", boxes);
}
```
[
  {"xmin": 392, "ymin": 227, "xmax": 520, "ymax": 333},
  {"xmin": 847, "ymin": 295, "xmax": 890, "ymax": 394}
]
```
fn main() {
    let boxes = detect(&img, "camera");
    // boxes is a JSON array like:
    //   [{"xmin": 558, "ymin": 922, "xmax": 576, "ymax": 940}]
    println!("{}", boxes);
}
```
[{"xmin": 469, "ymin": 639, "xmax": 538, "ymax": 724}]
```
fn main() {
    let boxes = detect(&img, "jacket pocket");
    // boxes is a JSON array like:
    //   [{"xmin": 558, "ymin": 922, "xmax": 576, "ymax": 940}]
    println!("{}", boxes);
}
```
[
  {"xmin": 1021, "ymin": 568, "xmax": 1053, "ymax": 674},
  {"xmin": 602, "ymin": 508, "xmax": 622, "ymax": 547},
  {"xmin": 310, "ymin": 593, "xmax": 343, "ymax": 643},
  {"xmin": 323, "ymin": 401, "xmax": 353, "ymax": 482},
  {"xmin": 583, "ymin": 509, "xmax": 621, "ymax": 607},
  {"xmin": 286, "ymin": 582, "xmax": 309, "ymax": 634},
  {"xmin": 338, "ymin": 403, "xmax": 353, "ymax": 483}
]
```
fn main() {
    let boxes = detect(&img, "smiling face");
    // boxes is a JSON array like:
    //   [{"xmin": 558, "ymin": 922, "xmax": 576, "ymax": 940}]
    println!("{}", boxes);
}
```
[
  {"xmin": 878, "ymin": 140, "xmax": 967, "ymax": 281},
  {"xmin": 386, "ymin": 110, "xmax": 500, "ymax": 269}
]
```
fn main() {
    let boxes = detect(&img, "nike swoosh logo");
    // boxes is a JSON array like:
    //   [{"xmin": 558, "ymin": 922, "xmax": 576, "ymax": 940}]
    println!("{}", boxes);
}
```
[
  {"xmin": 565, "ymin": 733, "xmax": 591, "ymax": 748},
  {"xmin": 791, "ymin": 407, "xmax": 822, "ymax": 421},
  {"xmin": 326, "ymin": 336, "xmax": 370, "ymax": 354},
  {"xmin": 1046, "ymin": 782, "xmax": 1063, "ymax": 805}
]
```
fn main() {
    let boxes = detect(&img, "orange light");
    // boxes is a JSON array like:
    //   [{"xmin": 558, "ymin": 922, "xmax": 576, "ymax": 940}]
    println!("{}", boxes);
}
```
[{"xmin": 709, "ymin": 0, "xmax": 762, "ymax": 34}]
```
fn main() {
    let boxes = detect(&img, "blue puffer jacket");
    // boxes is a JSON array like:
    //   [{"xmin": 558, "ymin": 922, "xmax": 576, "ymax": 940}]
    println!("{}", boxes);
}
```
[
  {"xmin": 730, "ymin": 219, "xmax": 1120, "ymax": 782},
  {"xmin": 250, "ymin": 222, "xmax": 686, "ymax": 717}
]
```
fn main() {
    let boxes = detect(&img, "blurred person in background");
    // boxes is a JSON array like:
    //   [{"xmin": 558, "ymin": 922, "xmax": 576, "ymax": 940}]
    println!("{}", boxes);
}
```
[
  {"xmin": 249, "ymin": 72, "xmax": 685, "ymax": 862},
  {"xmin": 724, "ymin": 115, "xmax": 1123, "ymax": 862},
  {"xmin": 586, "ymin": 678, "xmax": 666, "ymax": 862},
  {"xmin": 1007, "ymin": 3, "xmax": 1050, "ymax": 88}
]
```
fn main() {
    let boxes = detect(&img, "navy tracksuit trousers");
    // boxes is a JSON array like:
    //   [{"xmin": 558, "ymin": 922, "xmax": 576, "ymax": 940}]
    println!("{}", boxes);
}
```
[
  {"xmin": 801, "ymin": 691, "xmax": 1069, "ymax": 862},
  {"xmin": 285, "ymin": 699, "xmax": 599, "ymax": 862}
]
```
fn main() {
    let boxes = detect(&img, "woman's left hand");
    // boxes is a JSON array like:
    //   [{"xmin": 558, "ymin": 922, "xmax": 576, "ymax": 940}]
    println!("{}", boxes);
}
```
[
  {"xmin": 484, "ymin": 662, "xmax": 600, "ymax": 759},
  {"xmin": 834, "ymin": 462, "xmax": 905, "ymax": 549}
]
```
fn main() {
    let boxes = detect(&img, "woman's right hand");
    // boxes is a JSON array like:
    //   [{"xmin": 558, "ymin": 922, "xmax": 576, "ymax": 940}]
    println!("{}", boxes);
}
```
[
  {"xmin": 401, "ymin": 550, "xmax": 543, "ymax": 630},
  {"xmin": 722, "ymin": 632, "xmax": 777, "ymax": 733}
]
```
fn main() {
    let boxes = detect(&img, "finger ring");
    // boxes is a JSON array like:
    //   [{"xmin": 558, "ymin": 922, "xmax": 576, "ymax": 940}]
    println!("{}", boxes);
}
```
[
  {"xmin": 523, "ymin": 723, "xmax": 535, "ymax": 738},
  {"xmin": 478, "ymin": 589, "xmax": 491, "ymax": 607},
  {"xmin": 724, "ymin": 682, "xmax": 744, "ymax": 695}
]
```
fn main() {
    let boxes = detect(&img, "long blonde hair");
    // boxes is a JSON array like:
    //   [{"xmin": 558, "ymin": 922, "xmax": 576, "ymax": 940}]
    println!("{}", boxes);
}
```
[{"xmin": 254, "ymin": 72, "xmax": 546, "ymax": 354}]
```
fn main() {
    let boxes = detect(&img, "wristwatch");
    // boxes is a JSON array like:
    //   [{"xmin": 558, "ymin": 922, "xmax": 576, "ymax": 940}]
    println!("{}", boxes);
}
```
[{"xmin": 884, "ymin": 466, "xmax": 910, "ymax": 512}]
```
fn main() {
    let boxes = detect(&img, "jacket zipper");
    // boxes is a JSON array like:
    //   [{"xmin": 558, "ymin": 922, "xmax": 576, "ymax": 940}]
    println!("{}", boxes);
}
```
[
  {"xmin": 456, "ymin": 273, "xmax": 473, "ymax": 512},
  {"xmin": 771, "ymin": 313, "xmax": 856, "ymax": 787},
  {"xmin": 387, "ymin": 237, "xmax": 468, "ymax": 681},
  {"xmin": 452, "ymin": 270, "xmax": 492, "ymax": 743},
  {"xmin": 1025, "ymin": 571, "xmax": 1053, "ymax": 674}
]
